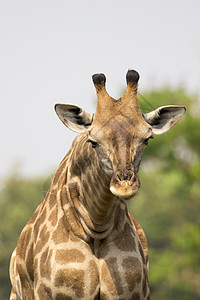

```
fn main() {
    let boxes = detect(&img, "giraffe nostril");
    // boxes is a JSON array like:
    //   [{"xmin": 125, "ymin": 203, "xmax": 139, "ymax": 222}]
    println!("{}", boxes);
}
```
[
  {"xmin": 116, "ymin": 171, "xmax": 134, "ymax": 182},
  {"xmin": 132, "ymin": 176, "xmax": 136, "ymax": 183},
  {"xmin": 127, "ymin": 172, "xmax": 134, "ymax": 181},
  {"xmin": 116, "ymin": 172, "xmax": 123, "ymax": 181}
]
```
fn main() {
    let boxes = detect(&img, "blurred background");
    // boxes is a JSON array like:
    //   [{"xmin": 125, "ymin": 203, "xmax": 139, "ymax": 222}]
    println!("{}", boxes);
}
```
[{"xmin": 0, "ymin": 0, "xmax": 200, "ymax": 299}]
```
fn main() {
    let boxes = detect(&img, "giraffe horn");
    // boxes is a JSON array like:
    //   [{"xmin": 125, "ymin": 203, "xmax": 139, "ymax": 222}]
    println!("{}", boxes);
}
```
[
  {"xmin": 124, "ymin": 69, "xmax": 140, "ymax": 99},
  {"xmin": 92, "ymin": 73, "xmax": 109, "ymax": 99},
  {"xmin": 92, "ymin": 73, "xmax": 113, "ymax": 115},
  {"xmin": 92, "ymin": 73, "xmax": 106, "ymax": 90}
]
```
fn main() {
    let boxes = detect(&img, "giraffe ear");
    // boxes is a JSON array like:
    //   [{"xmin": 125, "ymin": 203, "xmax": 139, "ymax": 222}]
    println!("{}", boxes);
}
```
[
  {"xmin": 143, "ymin": 105, "xmax": 186, "ymax": 135},
  {"xmin": 55, "ymin": 104, "xmax": 93, "ymax": 133}
]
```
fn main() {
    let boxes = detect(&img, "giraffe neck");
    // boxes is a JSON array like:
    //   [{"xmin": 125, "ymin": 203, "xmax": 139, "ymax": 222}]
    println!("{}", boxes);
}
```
[
  {"xmin": 50, "ymin": 134, "xmax": 123, "ymax": 241},
  {"xmin": 67, "ymin": 134, "xmax": 121, "ymax": 238}
]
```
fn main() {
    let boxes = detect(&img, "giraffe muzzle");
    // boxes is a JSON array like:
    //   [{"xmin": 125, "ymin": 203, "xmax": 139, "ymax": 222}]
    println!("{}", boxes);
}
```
[{"xmin": 110, "ymin": 171, "xmax": 140, "ymax": 199}]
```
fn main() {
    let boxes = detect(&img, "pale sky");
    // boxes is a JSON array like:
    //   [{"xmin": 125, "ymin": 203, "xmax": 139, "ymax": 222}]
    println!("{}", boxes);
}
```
[{"xmin": 1, "ymin": 0, "xmax": 200, "ymax": 179}]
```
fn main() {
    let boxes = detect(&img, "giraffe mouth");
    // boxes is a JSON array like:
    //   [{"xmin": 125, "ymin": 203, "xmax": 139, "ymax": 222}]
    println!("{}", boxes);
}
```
[{"xmin": 110, "ymin": 171, "xmax": 140, "ymax": 199}]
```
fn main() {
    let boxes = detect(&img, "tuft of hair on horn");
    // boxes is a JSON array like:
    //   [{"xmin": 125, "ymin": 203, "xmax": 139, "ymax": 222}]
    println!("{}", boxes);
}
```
[
  {"xmin": 92, "ymin": 73, "xmax": 106, "ymax": 86},
  {"xmin": 126, "ymin": 69, "xmax": 140, "ymax": 85}
]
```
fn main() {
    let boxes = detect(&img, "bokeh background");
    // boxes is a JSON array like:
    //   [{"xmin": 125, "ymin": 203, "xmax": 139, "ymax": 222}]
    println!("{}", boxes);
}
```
[{"xmin": 0, "ymin": 1, "xmax": 200, "ymax": 299}]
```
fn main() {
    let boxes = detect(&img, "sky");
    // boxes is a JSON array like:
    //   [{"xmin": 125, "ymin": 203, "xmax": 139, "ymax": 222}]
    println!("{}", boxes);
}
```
[{"xmin": 0, "ymin": 0, "xmax": 200, "ymax": 179}]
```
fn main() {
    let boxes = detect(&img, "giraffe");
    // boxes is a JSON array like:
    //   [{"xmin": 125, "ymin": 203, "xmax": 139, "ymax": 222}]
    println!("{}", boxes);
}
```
[{"xmin": 9, "ymin": 70, "xmax": 186, "ymax": 300}]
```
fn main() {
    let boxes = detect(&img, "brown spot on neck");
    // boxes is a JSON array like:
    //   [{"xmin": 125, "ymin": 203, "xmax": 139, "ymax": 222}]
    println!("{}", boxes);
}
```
[
  {"xmin": 40, "ymin": 247, "xmax": 53, "ymax": 280},
  {"xmin": 55, "ymin": 249, "xmax": 86, "ymax": 264},
  {"xmin": 52, "ymin": 217, "xmax": 70, "ymax": 245},
  {"xmin": 17, "ymin": 227, "xmax": 32, "ymax": 260},
  {"xmin": 122, "ymin": 257, "xmax": 142, "ymax": 292},
  {"xmin": 102, "ymin": 258, "xmax": 123, "ymax": 296},
  {"xmin": 54, "ymin": 269, "xmax": 85, "ymax": 298}
]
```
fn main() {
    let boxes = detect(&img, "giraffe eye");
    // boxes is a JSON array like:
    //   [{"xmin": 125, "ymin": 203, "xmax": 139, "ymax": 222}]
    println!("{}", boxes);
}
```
[{"xmin": 87, "ymin": 139, "xmax": 98, "ymax": 148}]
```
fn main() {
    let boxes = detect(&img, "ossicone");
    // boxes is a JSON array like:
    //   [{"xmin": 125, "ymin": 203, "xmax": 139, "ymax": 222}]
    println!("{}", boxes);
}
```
[
  {"xmin": 126, "ymin": 69, "xmax": 140, "ymax": 85},
  {"xmin": 92, "ymin": 73, "xmax": 106, "ymax": 86}
]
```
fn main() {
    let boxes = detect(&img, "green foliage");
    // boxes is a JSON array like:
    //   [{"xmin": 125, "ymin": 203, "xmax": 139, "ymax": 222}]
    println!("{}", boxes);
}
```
[{"xmin": 0, "ymin": 88, "xmax": 199, "ymax": 299}]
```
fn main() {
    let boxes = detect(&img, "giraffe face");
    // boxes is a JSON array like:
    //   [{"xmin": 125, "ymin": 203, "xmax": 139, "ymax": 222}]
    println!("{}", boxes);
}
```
[
  {"xmin": 55, "ymin": 70, "xmax": 186, "ymax": 199},
  {"xmin": 87, "ymin": 114, "xmax": 153, "ymax": 199}
]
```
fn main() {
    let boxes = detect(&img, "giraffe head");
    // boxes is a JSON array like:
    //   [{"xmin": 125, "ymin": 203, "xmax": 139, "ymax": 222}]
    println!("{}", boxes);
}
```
[{"xmin": 55, "ymin": 70, "xmax": 186, "ymax": 199}]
